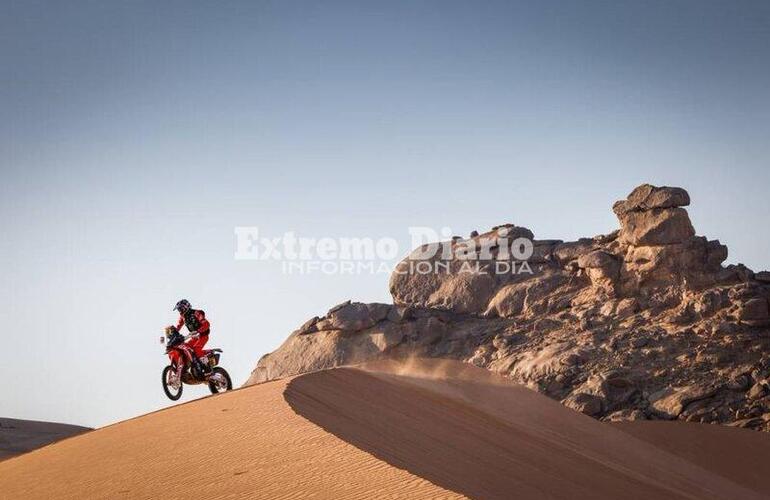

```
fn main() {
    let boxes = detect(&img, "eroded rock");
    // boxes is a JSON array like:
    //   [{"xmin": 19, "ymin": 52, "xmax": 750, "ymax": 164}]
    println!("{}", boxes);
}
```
[
  {"xmin": 316, "ymin": 301, "xmax": 391, "ymax": 332},
  {"xmin": 617, "ymin": 208, "xmax": 696, "ymax": 246},
  {"xmin": 648, "ymin": 385, "xmax": 717, "ymax": 419},
  {"xmin": 247, "ymin": 183, "xmax": 770, "ymax": 432},
  {"xmin": 564, "ymin": 393, "xmax": 604, "ymax": 416},
  {"xmin": 613, "ymin": 184, "xmax": 690, "ymax": 214}
]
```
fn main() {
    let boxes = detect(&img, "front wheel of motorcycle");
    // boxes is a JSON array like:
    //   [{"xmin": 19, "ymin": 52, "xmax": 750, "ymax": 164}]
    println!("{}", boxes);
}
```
[
  {"xmin": 162, "ymin": 365, "xmax": 183, "ymax": 401},
  {"xmin": 208, "ymin": 367, "xmax": 233, "ymax": 395}
]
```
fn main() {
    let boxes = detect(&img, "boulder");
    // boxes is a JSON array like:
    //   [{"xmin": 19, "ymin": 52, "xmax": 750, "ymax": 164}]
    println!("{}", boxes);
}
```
[
  {"xmin": 578, "ymin": 250, "xmax": 620, "ymax": 291},
  {"xmin": 246, "ymin": 329, "xmax": 380, "ymax": 384},
  {"xmin": 485, "ymin": 282, "xmax": 528, "ymax": 317},
  {"xmin": 648, "ymin": 385, "xmax": 717, "ymax": 419},
  {"xmin": 389, "ymin": 249, "xmax": 446, "ymax": 307},
  {"xmin": 553, "ymin": 239, "xmax": 594, "ymax": 264},
  {"xmin": 577, "ymin": 371, "xmax": 639, "ymax": 409},
  {"xmin": 490, "ymin": 224, "xmax": 535, "ymax": 240},
  {"xmin": 366, "ymin": 303, "xmax": 392, "ymax": 322},
  {"xmin": 577, "ymin": 250, "xmax": 618, "ymax": 270},
  {"xmin": 316, "ymin": 301, "xmax": 390, "ymax": 332},
  {"xmin": 369, "ymin": 324, "xmax": 405, "ymax": 352},
  {"xmin": 623, "ymin": 237, "xmax": 726, "ymax": 283},
  {"xmin": 617, "ymin": 208, "xmax": 695, "ymax": 246},
  {"xmin": 564, "ymin": 393, "xmax": 604, "ymax": 416},
  {"xmin": 388, "ymin": 224, "xmax": 537, "ymax": 312},
  {"xmin": 512, "ymin": 343, "xmax": 592, "ymax": 380},
  {"xmin": 426, "ymin": 271, "xmax": 497, "ymax": 314},
  {"xmin": 484, "ymin": 273, "xmax": 570, "ymax": 318},
  {"xmin": 613, "ymin": 184, "xmax": 696, "ymax": 246},
  {"xmin": 613, "ymin": 184, "xmax": 690, "ymax": 214}
]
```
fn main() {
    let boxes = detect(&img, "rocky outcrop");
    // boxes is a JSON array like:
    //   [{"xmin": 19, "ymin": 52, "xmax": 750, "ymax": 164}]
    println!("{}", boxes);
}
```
[
  {"xmin": 247, "ymin": 184, "xmax": 770, "ymax": 431},
  {"xmin": 613, "ymin": 184, "xmax": 694, "ymax": 246}
]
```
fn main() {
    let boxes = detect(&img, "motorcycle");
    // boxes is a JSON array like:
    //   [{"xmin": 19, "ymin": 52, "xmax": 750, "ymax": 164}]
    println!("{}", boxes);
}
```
[{"xmin": 160, "ymin": 326, "xmax": 233, "ymax": 401}]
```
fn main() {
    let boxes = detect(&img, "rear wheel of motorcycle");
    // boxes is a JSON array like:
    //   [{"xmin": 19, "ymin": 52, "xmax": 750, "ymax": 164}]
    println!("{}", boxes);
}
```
[
  {"xmin": 162, "ymin": 365, "xmax": 183, "ymax": 401},
  {"xmin": 208, "ymin": 367, "xmax": 233, "ymax": 394}
]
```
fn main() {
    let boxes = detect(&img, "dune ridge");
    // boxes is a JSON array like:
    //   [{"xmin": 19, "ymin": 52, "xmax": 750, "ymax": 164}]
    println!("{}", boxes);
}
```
[
  {"xmin": 0, "ymin": 373, "xmax": 455, "ymax": 500},
  {"xmin": 288, "ymin": 360, "xmax": 770, "ymax": 499}
]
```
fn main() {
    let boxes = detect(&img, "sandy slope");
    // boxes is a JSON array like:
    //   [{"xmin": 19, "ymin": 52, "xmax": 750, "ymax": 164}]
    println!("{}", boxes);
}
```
[
  {"xmin": 0, "ymin": 418, "xmax": 90, "ymax": 461},
  {"xmin": 2, "ymin": 359, "xmax": 769, "ymax": 499},
  {"xmin": 0, "ymin": 373, "xmax": 457, "ymax": 500},
  {"xmin": 290, "ymin": 360, "xmax": 770, "ymax": 499},
  {"xmin": 614, "ymin": 421, "xmax": 770, "ymax": 497}
]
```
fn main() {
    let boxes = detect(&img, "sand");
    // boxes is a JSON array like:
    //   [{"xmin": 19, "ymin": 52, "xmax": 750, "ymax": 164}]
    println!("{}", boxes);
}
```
[
  {"xmin": 615, "ymin": 421, "xmax": 770, "ymax": 496},
  {"xmin": 0, "ymin": 418, "xmax": 90, "ymax": 461},
  {"xmin": 1, "ymin": 359, "xmax": 769, "ymax": 499},
  {"xmin": 0, "ymin": 371, "xmax": 456, "ymax": 499}
]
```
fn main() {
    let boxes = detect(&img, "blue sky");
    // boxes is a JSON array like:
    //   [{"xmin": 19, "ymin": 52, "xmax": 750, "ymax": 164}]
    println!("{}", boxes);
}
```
[{"xmin": 1, "ymin": 1, "xmax": 769, "ymax": 427}]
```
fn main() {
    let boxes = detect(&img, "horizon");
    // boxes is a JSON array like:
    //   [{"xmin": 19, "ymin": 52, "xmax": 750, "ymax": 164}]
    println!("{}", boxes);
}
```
[{"xmin": 2, "ymin": 0, "xmax": 770, "ymax": 427}]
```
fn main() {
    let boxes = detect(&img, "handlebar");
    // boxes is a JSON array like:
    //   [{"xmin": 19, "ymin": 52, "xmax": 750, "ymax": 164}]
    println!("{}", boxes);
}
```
[{"xmin": 159, "ymin": 333, "xmax": 198, "ymax": 345}]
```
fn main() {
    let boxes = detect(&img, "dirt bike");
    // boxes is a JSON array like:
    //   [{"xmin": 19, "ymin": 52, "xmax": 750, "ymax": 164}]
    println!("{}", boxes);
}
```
[{"xmin": 160, "ymin": 327, "xmax": 233, "ymax": 401}]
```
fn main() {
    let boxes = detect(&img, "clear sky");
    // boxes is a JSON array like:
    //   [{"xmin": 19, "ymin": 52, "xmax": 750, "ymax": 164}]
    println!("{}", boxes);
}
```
[{"xmin": 2, "ymin": 1, "xmax": 769, "ymax": 427}]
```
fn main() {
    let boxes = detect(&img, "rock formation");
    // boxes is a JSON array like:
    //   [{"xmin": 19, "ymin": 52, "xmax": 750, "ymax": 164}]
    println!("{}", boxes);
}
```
[{"xmin": 247, "ymin": 184, "xmax": 770, "ymax": 430}]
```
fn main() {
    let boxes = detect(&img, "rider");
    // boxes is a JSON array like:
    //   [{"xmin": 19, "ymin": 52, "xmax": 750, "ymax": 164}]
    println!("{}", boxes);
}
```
[{"xmin": 173, "ymin": 299, "xmax": 211, "ymax": 371}]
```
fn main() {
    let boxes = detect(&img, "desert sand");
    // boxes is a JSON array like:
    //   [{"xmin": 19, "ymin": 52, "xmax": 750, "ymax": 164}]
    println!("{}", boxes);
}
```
[
  {"xmin": 0, "ymin": 418, "xmax": 90, "ymax": 461},
  {"xmin": 2, "ymin": 359, "xmax": 769, "ymax": 499}
]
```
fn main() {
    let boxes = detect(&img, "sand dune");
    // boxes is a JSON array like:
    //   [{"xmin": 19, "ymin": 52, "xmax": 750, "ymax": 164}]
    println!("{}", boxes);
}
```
[
  {"xmin": 289, "ymin": 360, "xmax": 770, "ymax": 499},
  {"xmin": 615, "ymin": 421, "xmax": 770, "ymax": 497},
  {"xmin": 0, "ymin": 370, "xmax": 456, "ymax": 499},
  {"xmin": 0, "ymin": 418, "xmax": 90, "ymax": 461},
  {"xmin": 2, "ymin": 359, "xmax": 769, "ymax": 499}
]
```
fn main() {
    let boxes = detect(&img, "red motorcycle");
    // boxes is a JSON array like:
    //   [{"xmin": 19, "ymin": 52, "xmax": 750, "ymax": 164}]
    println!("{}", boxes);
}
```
[{"xmin": 160, "ymin": 326, "xmax": 233, "ymax": 401}]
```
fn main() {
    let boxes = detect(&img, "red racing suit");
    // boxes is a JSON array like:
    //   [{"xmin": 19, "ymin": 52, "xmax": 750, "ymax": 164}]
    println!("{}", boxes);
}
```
[{"xmin": 176, "ymin": 308, "xmax": 210, "ymax": 357}]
